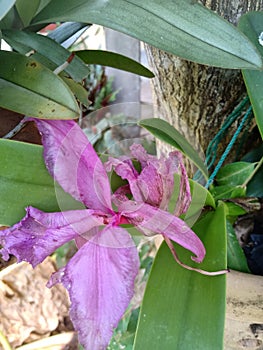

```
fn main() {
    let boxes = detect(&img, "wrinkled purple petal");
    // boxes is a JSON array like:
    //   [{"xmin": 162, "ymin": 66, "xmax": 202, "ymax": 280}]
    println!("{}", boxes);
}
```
[
  {"xmin": 0, "ymin": 206, "xmax": 103, "ymax": 267},
  {"xmin": 131, "ymin": 145, "xmax": 191, "ymax": 211},
  {"xmin": 48, "ymin": 226, "xmax": 139, "ymax": 350},
  {"xmin": 120, "ymin": 201, "xmax": 205, "ymax": 263},
  {"xmin": 129, "ymin": 143, "xmax": 155, "ymax": 168},
  {"xmin": 108, "ymin": 144, "xmax": 187, "ymax": 210},
  {"xmin": 135, "ymin": 163, "xmax": 165, "ymax": 207},
  {"xmin": 27, "ymin": 118, "xmax": 112, "ymax": 213},
  {"xmin": 171, "ymin": 151, "xmax": 191, "ymax": 215},
  {"xmin": 105, "ymin": 156, "xmax": 138, "ymax": 182}
]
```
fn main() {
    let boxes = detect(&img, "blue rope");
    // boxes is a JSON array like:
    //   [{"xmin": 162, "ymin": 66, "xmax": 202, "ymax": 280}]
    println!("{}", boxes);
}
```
[
  {"xmin": 234, "ymin": 112, "xmax": 254, "ymax": 161},
  {"xmin": 205, "ymin": 106, "xmax": 252, "ymax": 189},
  {"xmin": 193, "ymin": 97, "xmax": 251, "ymax": 183},
  {"xmin": 205, "ymin": 97, "xmax": 249, "ymax": 171}
]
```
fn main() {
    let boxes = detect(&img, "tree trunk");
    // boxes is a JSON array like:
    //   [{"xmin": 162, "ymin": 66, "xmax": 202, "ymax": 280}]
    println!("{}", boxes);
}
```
[{"xmin": 146, "ymin": 0, "xmax": 263, "ymax": 166}]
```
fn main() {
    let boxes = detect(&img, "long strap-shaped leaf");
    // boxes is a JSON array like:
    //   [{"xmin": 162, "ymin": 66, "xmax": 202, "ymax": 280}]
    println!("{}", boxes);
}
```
[
  {"xmin": 133, "ymin": 202, "xmax": 227, "ymax": 350},
  {"xmin": 0, "ymin": 139, "xmax": 81, "ymax": 226},
  {"xmin": 32, "ymin": 0, "xmax": 262, "ymax": 69},
  {"xmin": 0, "ymin": 0, "xmax": 16, "ymax": 21},
  {"xmin": 3, "ymin": 29, "xmax": 89, "ymax": 82},
  {"xmin": 0, "ymin": 51, "xmax": 79, "ymax": 119},
  {"xmin": 238, "ymin": 12, "xmax": 263, "ymax": 139},
  {"xmin": 76, "ymin": 50, "xmax": 154, "ymax": 77}
]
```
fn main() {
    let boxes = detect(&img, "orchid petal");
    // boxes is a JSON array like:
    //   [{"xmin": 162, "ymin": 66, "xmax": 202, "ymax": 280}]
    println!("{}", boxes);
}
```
[
  {"xmin": 171, "ymin": 151, "xmax": 191, "ymax": 215},
  {"xmin": 106, "ymin": 155, "xmax": 148, "ymax": 203},
  {"xmin": 48, "ymin": 226, "xmax": 139, "ymax": 350},
  {"xmin": 121, "ymin": 201, "xmax": 205, "ymax": 263},
  {"xmin": 74, "ymin": 226, "xmax": 100, "ymax": 249},
  {"xmin": 105, "ymin": 156, "xmax": 138, "ymax": 182},
  {"xmin": 0, "ymin": 206, "xmax": 103, "ymax": 267},
  {"xmin": 135, "ymin": 163, "xmax": 165, "ymax": 207},
  {"xmin": 28, "ymin": 118, "xmax": 112, "ymax": 213},
  {"xmin": 131, "ymin": 145, "xmax": 191, "ymax": 210},
  {"xmin": 108, "ymin": 144, "xmax": 187, "ymax": 210}
]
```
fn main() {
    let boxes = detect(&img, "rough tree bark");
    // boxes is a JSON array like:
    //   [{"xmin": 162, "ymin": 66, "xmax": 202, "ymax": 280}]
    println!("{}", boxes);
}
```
[{"xmin": 146, "ymin": 0, "xmax": 263, "ymax": 165}]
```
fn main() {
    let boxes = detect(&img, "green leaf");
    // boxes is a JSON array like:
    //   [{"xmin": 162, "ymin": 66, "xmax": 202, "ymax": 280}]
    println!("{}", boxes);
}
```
[
  {"xmin": 242, "ymin": 144, "xmax": 263, "ymax": 197},
  {"xmin": 0, "ymin": 139, "xmax": 82, "ymax": 226},
  {"xmin": 139, "ymin": 118, "xmax": 208, "ymax": 179},
  {"xmin": 226, "ymin": 221, "xmax": 250, "ymax": 273},
  {"xmin": 246, "ymin": 166, "xmax": 263, "ymax": 197},
  {"xmin": 0, "ymin": 4, "xmax": 23, "ymax": 30},
  {"xmin": 76, "ymin": 50, "xmax": 154, "ymax": 78},
  {"xmin": 168, "ymin": 175, "xmax": 215, "ymax": 228},
  {"xmin": 31, "ymin": 0, "xmax": 263, "ymax": 69},
  {"xmin": 238, "ymin": 12, "xmax": 263, "ymax": 139},
  {"xmin": 16, "ymin": 0, "xmax": 40, "ymax": 26},
  {"xmin": 223, "ymin": 202, "xmax": 247, "ymax": 217},
  {"xmin": 0, "ymin": 51, "xmax": 79, "ymax": 119},
  {"xmin": 210, "ymin": 185, "xmax": 246, "ymax": 200},
  {"xmin": 48, "ymin": 22, "xmax": 89, "ymax": 46},
  {"xmin": 0, "ymin": 0, "xmax": 16, "ymax": 21},
  {"xmin": 134, "ymin": 202, "xmax": 227, "ymax": 350},
  {"xmin": 36, "ymin": 0, "xmax": 52, "ymax": 14},
  {"xmin": 189, "ymin": 178, "xmax": 215, "ymax": 209},
  {"xmin": 216, "ymin": 162, "xmax": 255, "ymax": 186},
  {"xmin": 3, "ymin": 29, "xmax": 89, "ymax": 82},
  {"xmin": 61, "ymin": 75, "xmax": 90, "ymax": 107}
]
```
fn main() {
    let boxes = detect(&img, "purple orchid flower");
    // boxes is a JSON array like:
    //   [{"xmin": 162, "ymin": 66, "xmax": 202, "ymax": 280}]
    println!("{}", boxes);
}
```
[{"xmin": 0, "ymin": 119, "xmax": 206, "ymax": 350}]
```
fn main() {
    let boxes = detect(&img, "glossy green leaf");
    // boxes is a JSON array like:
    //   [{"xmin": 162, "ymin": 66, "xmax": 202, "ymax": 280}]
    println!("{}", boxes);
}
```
[
  {"xmin": 36, "ymin": 0, "xmax": 52, "ymax": 14},
  {"xmin": 0, "ymin": 139, "xmax": 82, "ymax": 226},
  {"xmin": 226, "ymin": 221, "xmax": 250, "ymax": 273},
  {"xmin": 0, "ymin": 0, "xmax": 16, "ymax": 21},
  {"xmin": 246, "ymin": 167, "xmax": 263, "ymax": 197},
  {"xmin": 134, "ymin": 202, "xmax": 227, "ymax": 350},
  {"xmin": 31, "ymin": 0, "xmax": 263, "ymax": 69},
  {"xmin": 168, "ymin": 175, "xmax": 215, "ymax": 229},
  {"xmin": 216, "ymin": 162, "xmax": 255, "ymax": 186},
  {"xmin": 223, "ymin": 202, "xmax": 246, "ymax": 217},
  {"xmin": 139, "ymin": 118, "xmax": 208, "ymax": 179},
  {"xmin": 0, "ymin": 51, "xmax": 79, "ymax": 119},
  {"xmin": 242, "ymin": 144, "xmax": 263, "ymax": 197},
  {"xmin": 48, "ymin": 22, "xmax": 89, "ymax": 47},
  {"xmin": 210, "ymin": 185, "xmax": 246, "ymax": 200},
  {"xmin": 189, "ymin": 179, "xmax": 215, "ymax": 209},
  {"xmin": 61, "ymin": 75, "xmax": 90, "ymax": 107},
  {"xmin": 238, "ymin": 12, "xmax": 263, "ymax": 139},
  {"xmin": 3, "ymin": 29, "xmax": 89, "ymax": 82},
  {"xmin": 76, "ymin": 50, "xmax": 154, "ymax": 78},
  {"xmin": 0, "ymin": 4, "xmax": 23, "ymax": 30},
  {"xmin": 184, "ymin": 179, "xmax": 215, "ymax": 227},
  {"xmin": 16, "ymin": 0, "xmax": 40, "ymax": 26}
]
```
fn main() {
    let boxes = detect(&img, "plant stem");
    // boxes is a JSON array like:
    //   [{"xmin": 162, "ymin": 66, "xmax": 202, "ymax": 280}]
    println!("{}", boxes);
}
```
[
  {"xmin": 242, "ymin": 156, "xmax": 263, "ymax": 188},
  {"xmin": 2, "ymin": 119, "xmax": 26, "ymax": 139},
  {"xmin": 163, "ymin": 235, "xmax": 228, "ymax": 276},
  {"xmin": 0, "ymin": 330, "xmax": 12, "ymax": 350}
]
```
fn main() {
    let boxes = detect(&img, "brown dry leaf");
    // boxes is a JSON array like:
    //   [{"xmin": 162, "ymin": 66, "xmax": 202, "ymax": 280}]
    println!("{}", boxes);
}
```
[{"xmin": 0, "ymin": 258, "xmax": 71, "ymax": 349}]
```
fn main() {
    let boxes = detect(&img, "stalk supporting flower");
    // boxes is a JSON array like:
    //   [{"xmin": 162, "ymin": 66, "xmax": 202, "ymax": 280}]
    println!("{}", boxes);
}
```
[{"xmin": 0, "ymin": 118, "xmax": 209, "ymax": 350}]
